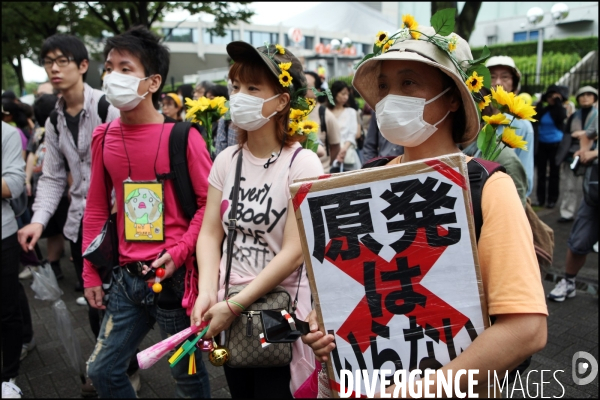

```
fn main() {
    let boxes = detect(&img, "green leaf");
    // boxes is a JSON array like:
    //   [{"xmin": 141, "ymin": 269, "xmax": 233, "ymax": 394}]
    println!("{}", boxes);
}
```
[
  {"xmin": 477, "ymin": 123, "xmax": 496, "ymax": 160},
  {"xmin": 430, "ymin": 8, "xmax": 456, "ymax": 36},
  {"xmin": 468, "ymin": 45, "xmax": 491, "ymax": 65}
]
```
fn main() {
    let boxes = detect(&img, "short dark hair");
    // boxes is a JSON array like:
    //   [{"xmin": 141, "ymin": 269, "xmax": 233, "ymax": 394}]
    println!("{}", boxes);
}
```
[
  {"xmin": 2, "ymin": 99, "xmax": 28, "ymax": 129},
  {"xmin": 104, "ymin": 26, "xmax": 170, "ymax": 109},
  {"xmin": 177, "ymin": 84, "xmax": 194, "ymax": 101},
  {"xmin": 303, "ymin": 71, "xmax": 322, "ymax": 91},
  {"xmin": 34, "ymin": 94, "xmax": 58, "ymax": 126},
  {"xmin": 206, "ymin": 84, "xmax": 230, "ymax": 101},
  {"xmin": 2, "ymin": 90, "xmax": 17, "ymax": 101},
  {"xmin": 327, "ymin": 80, "xmax": 349, "ymax": 109},
  {"xmin": 40, "ymin": 35, "xmax": 89, "ymax": 82}
]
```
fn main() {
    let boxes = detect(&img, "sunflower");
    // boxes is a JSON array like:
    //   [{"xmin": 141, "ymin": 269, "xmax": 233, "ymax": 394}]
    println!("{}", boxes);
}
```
[
  {"xmin": 275, "ymin": 44, "xmax": 285, "ymax": 54},
  {"xmin": 306, "ymin": 98, "xmax": 316, "ymax": 108},
  {"xmin": 482, "ymin": 113, "xmax": 510, "ymax": 126},
  {"xmin": 382, "ymin": 39, "xmax": 395, "ymax": 53},
  {"xmin": 209, "ymin": 96, "xmax": 226, "ymax": 109},
  {"xmin": 507, "ymin": 94, "xmax": 537, "ymax": 122},
  {"xmin": 218, "ymin": 105, "xmax": 228, "ymax": 115},
  {"xmin": 465, "ymin": 71, "xmax": 484, "ymax": 93},
  {"xmin": 289, "ymin": 108, "xmax": 306, "ymax": 121},
  {"xmin": 279, "ymin": 62, "xmax": 292, "ymax": 71},
  {"xmin": 287, "ymin": 120, "xmax": 299, "ymax": 136},
  {"xmin": 491, "ymin": 85, "xmax": 513, "ymax": 107},
  {"xmin": 375, "ymin": 31, "xmax": 389, "ymax": 47},
  {"xmin": 478, "ymin": 94, "xmax": 491, "ymax": 111},
  {"xmin": 402, "ymin": 14, "xmax": 420, "ymax": 39},
  {"xmin": 501, "ymin": 127, "xmax": 528, "ymax": 151},
  {"xmin": 279, "ymin": 70, "xmax": 292, "ymax": 87},
  {"xmin": 298, "ymin": 120, "xmax": 319, "ymax": 135}
]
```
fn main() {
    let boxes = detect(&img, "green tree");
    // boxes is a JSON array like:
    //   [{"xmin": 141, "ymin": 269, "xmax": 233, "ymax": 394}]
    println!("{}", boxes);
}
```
[
  {"xmin": 431, "ymin": 2, "xmax": 482, "ymax": 42},
  {"xmin": 82, "ymin": 2, "xmax": 254, "ymax": 36},
  {"xmin": 2, "ymin": 2, "xmax": 103, "ymax": 94}
]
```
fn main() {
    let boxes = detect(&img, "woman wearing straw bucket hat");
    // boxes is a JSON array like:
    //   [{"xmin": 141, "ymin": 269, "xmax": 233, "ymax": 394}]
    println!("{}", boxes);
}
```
[{"xmin": 302, "ymin": 11, "xmax": 548, "ymax": 397}]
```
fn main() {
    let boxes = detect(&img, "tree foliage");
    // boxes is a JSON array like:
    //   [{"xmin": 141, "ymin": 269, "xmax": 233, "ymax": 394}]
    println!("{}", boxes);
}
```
[
  {"xmin": 431, "ymin": 2, "xmax": 482, "ymax": 42},
  {"xmin": 81, "ymin": 2, "xmax": 254, "ymax": 36},
  {"xmin": 3, "ymin": 2, "xmax": 254, "ymax": 94}
]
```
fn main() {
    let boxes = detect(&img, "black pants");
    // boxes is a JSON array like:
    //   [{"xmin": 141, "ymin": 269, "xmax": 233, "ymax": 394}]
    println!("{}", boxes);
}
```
[
  {"xmin": 2, "ymin": 233, "xmax": 25, "ymax": 381},
  {"xmin": 536, "ymin": 141, "xmax": 561, "ymax": 205},
  {"xmin": 224, "ymin": 364, "xmax": 293, "ymax": 398},
  {"xmin": 19, "ymin": 283, "xmax": 33, "ymax": 344}
]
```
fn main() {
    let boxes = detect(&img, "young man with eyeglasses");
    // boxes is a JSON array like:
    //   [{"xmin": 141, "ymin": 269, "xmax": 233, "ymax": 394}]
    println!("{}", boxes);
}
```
[
  {"xmin": 485, "ymin": 56, "xmax": 535, "ymax": 199},
  {"xmin": 16, "ymin": 34, "xmax": 123, "ymax": 396}
]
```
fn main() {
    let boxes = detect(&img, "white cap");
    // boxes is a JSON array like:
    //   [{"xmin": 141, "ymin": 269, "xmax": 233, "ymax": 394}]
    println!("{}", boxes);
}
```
[{"xmin": 485, "ymin": 56, "xmax": 522, "ymax": 93}]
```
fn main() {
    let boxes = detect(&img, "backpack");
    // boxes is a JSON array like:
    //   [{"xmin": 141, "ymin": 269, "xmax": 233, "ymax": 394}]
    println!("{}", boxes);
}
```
[
  {"xmin": 362, "ymin": 156, "xmax": 532, "ymax": 382},
  {"xmin": 49, "ymin": 94, "xmax": 110, "ymax": 134},
  {"xmin": 154, "ymin": 121, "xmax": 205, "ymax": 220}
]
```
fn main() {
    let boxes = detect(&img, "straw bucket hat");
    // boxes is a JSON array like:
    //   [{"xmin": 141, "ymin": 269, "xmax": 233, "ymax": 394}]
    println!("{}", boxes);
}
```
[{"xmin": 352, "ymin": 26, "xmax": 480, "ymax": 144}]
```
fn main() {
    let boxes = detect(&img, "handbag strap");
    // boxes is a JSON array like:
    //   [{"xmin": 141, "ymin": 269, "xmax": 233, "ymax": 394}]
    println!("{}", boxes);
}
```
[
  {"xmin": 224, "ymin": 149, "xmax": 244, "ymax": 299},
  {"xmin": 222, "ymin": 148, "xmax": 305, "ymax": 313}
]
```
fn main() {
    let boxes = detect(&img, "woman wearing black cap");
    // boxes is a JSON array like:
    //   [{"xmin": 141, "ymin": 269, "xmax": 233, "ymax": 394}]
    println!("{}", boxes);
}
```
[
  {"xmin": 191, "ymin": 42, "xmax": 324, "ymax": 398},
  {"xmin": 533, "ymin": 84, "xmax": 567, "ymax": 208}
]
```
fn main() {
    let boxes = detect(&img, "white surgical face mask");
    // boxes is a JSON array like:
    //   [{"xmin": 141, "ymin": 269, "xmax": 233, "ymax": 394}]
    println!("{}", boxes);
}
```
[
  {"xmin": 375, "ymin": 87, "xmax": 452, "ymax": 147},
  {"xmin": 103, "ymin": 72, "xmax": 151, "ymax": 111},
  {"xmin": 229, "ymin": 92, "xmax": 280, "ymax": 131}
]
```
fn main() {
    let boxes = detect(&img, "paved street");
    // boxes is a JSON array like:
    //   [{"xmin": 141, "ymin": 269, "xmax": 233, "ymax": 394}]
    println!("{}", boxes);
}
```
[{"xmin": 14, "ymin": 191, "xmax": 598, "ymax": 398}]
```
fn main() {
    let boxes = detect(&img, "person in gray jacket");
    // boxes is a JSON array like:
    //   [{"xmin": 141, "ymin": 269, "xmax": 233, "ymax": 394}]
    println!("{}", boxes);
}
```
[{"xmin": 2, "ymin": 121, "xmax": 27, "ymax": 398}]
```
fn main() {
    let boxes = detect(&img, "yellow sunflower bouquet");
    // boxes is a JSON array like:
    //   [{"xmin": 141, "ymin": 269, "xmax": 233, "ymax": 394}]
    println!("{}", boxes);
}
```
[
  {"xmin": 287, "ymin": 97, "xmax": 321, "ymax": 152},
  {"xmin": 476, "ymin": 86, "xmax": 537, "ymax": 161},
  {"xmin": 184, "ymin": 96, "xmax": 228, "ymax": 154}
]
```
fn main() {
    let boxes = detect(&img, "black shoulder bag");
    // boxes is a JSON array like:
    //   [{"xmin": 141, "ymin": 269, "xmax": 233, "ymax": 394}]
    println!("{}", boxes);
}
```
[
  {"xmin": 82, "ymin": 122, "xmax": 119, "ymax": 284},
  {"xmin": 223, "ymin": 149, "xmax": 308, "ymax": 368}
]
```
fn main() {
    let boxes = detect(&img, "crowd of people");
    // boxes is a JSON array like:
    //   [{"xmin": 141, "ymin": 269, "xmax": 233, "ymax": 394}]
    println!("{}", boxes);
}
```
[{"xmin": 1, "ymin": 16, "xmax": 597, "ymax": 400}]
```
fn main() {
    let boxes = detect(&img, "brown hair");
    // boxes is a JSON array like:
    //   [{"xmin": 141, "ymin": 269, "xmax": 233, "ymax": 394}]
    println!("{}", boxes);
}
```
[{"xmin": 228, "ymin": 59, "xmax": 306, "ymax": 147}]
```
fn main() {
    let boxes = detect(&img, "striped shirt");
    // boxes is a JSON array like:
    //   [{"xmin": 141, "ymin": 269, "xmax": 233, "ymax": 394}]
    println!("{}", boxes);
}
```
[{"xmin": 31, "ymin": 83, "xmax": 120, "ymax": 242}]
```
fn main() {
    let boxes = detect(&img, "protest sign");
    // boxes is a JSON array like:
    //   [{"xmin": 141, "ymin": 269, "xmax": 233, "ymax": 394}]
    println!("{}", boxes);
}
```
[{"xmin": 291, "ymin": 154, "xmax": 491, "ymax": 397}]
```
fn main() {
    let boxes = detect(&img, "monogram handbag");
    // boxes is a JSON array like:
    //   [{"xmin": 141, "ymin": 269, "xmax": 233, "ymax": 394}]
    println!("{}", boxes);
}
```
[
  {"xmin": 222, "ymin": 149, "xmax": 302, "ymax": 368},
  {"xmin": 83, "ymin": 122, "xmax": 119, "ymax": 284}
]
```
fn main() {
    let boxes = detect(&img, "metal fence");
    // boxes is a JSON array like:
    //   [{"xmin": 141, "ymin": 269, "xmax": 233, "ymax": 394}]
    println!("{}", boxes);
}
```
[{"xmin": 520, "ymin": 51, "xmax": 598, "ymax": 96}]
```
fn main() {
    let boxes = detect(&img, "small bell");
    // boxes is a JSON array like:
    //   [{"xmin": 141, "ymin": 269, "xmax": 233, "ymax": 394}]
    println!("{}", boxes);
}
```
[
  {"xmin": 197, "ymin": 339, "xmax": 214, "ymax": 352},
  {"xmin": 208, "ymin": 339, "xmax": 230, "ymax": 367}
]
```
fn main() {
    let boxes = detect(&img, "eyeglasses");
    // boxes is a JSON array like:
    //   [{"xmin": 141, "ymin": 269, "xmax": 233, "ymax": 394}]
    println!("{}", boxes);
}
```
[{"xmin": 42, "ymin": 56, "xmax": 74, "ymax": 69}]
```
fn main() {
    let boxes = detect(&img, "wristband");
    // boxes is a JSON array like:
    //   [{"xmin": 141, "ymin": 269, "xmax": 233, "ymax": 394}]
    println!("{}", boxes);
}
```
[
  {"xmin": 227, "ymin": 300, "xmax": 245, "ymax": 311},
  {"xmin": 225, "ymin": 300, "xmax": 241, "ymax": 317}
]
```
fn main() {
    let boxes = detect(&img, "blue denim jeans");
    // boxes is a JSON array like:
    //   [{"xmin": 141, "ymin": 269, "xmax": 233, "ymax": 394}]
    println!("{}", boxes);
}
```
[{"xmin": 87, "ymin": 266, "xmax": 210, "ymax": 398}]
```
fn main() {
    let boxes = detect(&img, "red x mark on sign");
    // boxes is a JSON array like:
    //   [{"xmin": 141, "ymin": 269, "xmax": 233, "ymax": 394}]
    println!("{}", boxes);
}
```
[{"xmin": 326, "ymin": 226, "xmax": 470, "ymax": 353}]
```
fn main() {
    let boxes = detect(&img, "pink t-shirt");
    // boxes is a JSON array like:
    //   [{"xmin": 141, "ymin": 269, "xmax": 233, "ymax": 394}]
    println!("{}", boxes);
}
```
[
  {"xmin": 209, "ymin": 142, "xmax": 323, "ymax": 393},
  {"xmin": 82, "ymin": 118, "xmax": 212, "ymax": 288}
]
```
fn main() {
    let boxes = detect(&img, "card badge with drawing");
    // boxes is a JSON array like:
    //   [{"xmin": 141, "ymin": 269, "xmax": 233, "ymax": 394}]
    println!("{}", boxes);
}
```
[{"xmin": 123, "ymin": 181, "xmax": 165, "ymax": 242}]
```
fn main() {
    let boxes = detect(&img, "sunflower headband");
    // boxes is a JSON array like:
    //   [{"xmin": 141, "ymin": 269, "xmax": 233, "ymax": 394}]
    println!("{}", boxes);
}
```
[
  {"xmin": 358, "ymin": 9, "xmax": 537, "ymax": 161},
  {"xmin": 357, "ymin": 8, "xmax": 493, "ymax": 107},
  {"xmin": 263, "ymin": 43, "xmax": 334, "ymax": 146}
]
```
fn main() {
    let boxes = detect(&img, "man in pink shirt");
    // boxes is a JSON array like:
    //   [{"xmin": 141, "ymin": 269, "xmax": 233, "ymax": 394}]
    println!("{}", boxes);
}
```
[{"xmin": 82, "ymin": 27, "xmax": 212, "ymax": 398}]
